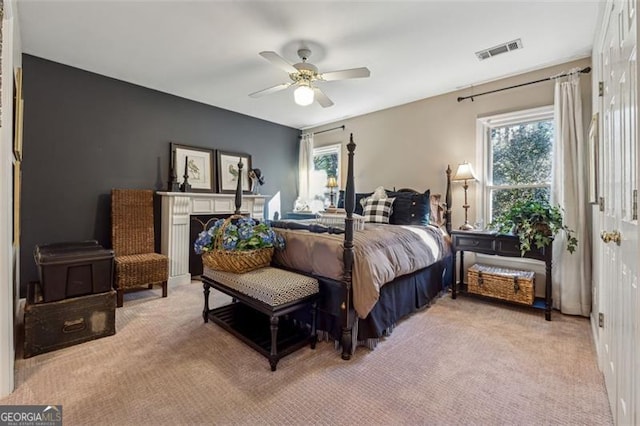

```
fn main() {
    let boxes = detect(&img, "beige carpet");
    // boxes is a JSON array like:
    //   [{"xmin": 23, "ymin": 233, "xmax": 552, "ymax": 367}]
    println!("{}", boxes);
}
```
[{"xmin": 2, "ymin": 281, "xmax": 612, "ymax": 425}]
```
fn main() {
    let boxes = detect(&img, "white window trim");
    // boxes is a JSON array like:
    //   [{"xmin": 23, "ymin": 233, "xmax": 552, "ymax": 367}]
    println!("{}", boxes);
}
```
[{"xmin": 475, "ymin": 105, "xmax": 554, "ymax": 226}]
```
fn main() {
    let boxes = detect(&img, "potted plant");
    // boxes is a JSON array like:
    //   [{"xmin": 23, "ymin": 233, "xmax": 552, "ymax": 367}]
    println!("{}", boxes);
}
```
[
  {"xmin": 490, "ymin": 198, "xmax": 578, "ymax": 255},
  {"xmin": 194, "ymin": 216, "xmax": 285, "ymax": 273}
]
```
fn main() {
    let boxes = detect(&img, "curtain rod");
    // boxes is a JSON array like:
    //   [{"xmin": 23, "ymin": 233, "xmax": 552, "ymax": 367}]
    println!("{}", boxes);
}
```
[
  {"xmin": 456, "ymin": 66, "xmax": 592, "ymax": 103},
  {"xmin": 313, "ymin": 125, "xmax": 345, "ymax": 135},
  {"xmin": 300, "ymin": 125, "xmax": 345, "ymax": 138}
]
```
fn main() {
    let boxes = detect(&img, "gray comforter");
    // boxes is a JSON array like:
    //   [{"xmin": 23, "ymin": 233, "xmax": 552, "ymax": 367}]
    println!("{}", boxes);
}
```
[{"xmin": 273, "ymin": 223, "xmax": 450, "ymax": 318}]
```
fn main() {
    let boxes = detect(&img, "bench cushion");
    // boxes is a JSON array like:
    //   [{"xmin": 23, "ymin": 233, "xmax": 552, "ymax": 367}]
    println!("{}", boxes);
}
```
[{"xmin": 203, "ymin": 267, "xmax": 319, "ymax": 307}]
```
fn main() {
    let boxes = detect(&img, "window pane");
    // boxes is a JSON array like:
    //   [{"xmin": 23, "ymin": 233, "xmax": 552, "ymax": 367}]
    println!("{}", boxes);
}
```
[
  {"xmin": 491, "ymin": 120, "xmax": 553, "ymax": 186},
  {"xmin": 491, "ymin": 187, "xmax": 550, "ymax": 221},
  {"xmin": 313, "ymin": 152, "xmax": 339, "ymax": 180}
]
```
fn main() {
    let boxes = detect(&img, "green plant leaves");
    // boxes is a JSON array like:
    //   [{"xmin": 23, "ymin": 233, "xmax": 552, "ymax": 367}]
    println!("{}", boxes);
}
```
[{"xmin": 489, "ymin": 198, "xmax": 578, "ymax": 255}]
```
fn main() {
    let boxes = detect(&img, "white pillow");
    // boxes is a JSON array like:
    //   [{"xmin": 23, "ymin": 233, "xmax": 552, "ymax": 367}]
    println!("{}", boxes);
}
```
[{"xmin": 371, "ymin": 186, "xmax": 387, "ymax": 200}]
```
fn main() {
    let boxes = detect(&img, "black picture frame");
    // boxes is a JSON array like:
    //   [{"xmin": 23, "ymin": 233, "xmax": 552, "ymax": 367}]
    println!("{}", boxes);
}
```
[
  {"xmin": 169, "ymin": 143, "xmax": 215, "ymax": 193},
  {"xmin": 216, "ymin": 150, "xmax": 252, "ymax": 194}
]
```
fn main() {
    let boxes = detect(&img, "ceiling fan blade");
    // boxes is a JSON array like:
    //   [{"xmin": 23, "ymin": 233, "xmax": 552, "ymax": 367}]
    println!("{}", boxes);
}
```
[
  {"xmin": 314, "ymin": 88, "xmax": 334, "ymax": 108},
  {"xmin": 320, "ymin": 67, "xmax": 371, "ymax": 81},
  {"xmin": 259, "ymin": 51, "xmax": 298, "ymax": 74},
  {"xmin": 249, "ymin": 82, "xmax": 292, "ymax": 98}
]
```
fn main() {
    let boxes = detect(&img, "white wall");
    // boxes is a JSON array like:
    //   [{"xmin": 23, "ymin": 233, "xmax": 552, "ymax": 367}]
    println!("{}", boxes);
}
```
[
  {"xmin": 310, "ymin": 58, "xmax": 592, "ymax": 299},
  {"xmin": 0, "ymin": 0, "xmax": 22, "ymax": 397},
  {"xmin": 311, "ymin": 57, "xmax": 592, "ymax": 230}
]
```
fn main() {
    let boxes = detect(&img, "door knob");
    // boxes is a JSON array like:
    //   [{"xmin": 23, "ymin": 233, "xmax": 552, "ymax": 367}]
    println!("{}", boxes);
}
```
[{"xmin": 600, "ymin": 230, "xmax": 622, "ymax": 245}]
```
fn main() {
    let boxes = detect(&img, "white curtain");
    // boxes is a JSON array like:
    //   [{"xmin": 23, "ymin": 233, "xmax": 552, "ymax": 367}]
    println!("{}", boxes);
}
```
[
  {"xmin": 551, "ymin": 70, "xmax": 591, "ymax": 316},
  {"xmin": 295, "ymin": 133, "xmax": 314, "ymax": 210}
]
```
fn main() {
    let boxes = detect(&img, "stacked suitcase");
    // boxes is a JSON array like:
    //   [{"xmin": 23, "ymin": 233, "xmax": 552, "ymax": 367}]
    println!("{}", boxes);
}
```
[{"xmin": 24, "ymin": 241, "xmax": 116, "ymax": 358}]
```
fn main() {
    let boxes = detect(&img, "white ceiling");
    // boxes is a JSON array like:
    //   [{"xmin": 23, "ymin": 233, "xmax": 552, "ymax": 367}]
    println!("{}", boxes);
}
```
[{"xmin": 16, "ymin": 1, "xmax": 601, "ymax": 130}]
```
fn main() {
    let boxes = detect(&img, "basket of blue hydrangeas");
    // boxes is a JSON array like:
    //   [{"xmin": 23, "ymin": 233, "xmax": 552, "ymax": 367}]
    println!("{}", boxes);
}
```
[{"xmin": 194, "ymin": 215, "xmax": 285, "ymax": 274}]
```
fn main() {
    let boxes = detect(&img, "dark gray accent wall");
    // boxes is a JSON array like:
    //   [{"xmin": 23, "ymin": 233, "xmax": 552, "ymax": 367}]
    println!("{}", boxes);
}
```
[{"xmin": 21, "ymin": 54, "xmax": 299, "ymax": 295}]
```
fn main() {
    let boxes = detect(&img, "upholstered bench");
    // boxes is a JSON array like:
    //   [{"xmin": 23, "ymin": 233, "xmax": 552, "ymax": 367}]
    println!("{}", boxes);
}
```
[{"xmin": 202, "ymin": 266, "xmax": 319, "ymax": 371}]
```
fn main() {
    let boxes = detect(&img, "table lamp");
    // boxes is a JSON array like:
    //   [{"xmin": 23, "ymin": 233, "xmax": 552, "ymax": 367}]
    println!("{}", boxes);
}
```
[
  {"xmin": 452, "ymin": 162, "xmax": 478, "ymax": 230},
  {"xmin": 326, "ymin": 176, "xmax": 339, "ymax": 208}
]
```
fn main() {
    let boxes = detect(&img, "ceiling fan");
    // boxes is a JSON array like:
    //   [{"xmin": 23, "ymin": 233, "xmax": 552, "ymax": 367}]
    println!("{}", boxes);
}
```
[{"xmin": 249, "ymin": 48, "xmax": 370, "ymax": 107}]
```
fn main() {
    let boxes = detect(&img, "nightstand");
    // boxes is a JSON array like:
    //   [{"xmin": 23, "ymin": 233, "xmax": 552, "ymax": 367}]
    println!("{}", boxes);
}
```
[{"xmin": 450, "ymin": 229, "xmax": 553, "ymax": 320}]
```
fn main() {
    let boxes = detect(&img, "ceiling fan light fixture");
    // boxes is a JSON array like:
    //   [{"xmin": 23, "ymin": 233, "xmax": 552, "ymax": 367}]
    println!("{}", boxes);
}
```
[
  {"xmin": 294, "ymin": 84, "xmax": 314, "ymax": 106},
  {"xmin": 252, "ymin": 48, "xmax": 370, "ymax": 108}
]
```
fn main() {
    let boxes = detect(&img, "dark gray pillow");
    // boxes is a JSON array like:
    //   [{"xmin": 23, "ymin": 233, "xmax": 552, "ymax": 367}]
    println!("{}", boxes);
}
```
[
  {"xmin": 337, "ymin": 191, "xmax": 373, "ymax": 216},
  {"xmin": 386, "ymin": 190, "xmax": 431, "ymax": 226}
]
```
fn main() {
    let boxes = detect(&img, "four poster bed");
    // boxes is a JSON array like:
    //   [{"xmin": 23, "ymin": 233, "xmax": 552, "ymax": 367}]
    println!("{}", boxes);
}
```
[{"xmin": 270, "ymin": 134, "xmax": 454, "ymax": 359}]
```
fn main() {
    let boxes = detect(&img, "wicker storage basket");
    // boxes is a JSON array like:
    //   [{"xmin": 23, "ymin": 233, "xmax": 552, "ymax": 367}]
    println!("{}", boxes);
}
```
[
  {"xmin": 201, "ymin": 215, "xmax": 274, "ymax": 274},
  {"xmin": 467, "ymin": 264, "xmax": 535, "ymax": 305}
]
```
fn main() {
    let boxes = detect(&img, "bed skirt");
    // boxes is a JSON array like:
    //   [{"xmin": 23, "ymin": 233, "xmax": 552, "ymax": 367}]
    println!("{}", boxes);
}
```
[{"xmin": 311, "ymin": 254, "xmax": 453, "ymax": 346}]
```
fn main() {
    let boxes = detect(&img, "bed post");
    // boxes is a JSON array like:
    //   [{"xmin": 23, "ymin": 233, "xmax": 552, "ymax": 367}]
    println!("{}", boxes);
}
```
[
  {"xmin": 445, "ymin": 165, "xmax": 452, "ymax": 235},
  {"xmin": 234, "ymin": 160, "xmax": 243, "ymax": 214},
  {"xmin": 341, "ymin": 134, "xmax": 356, "ymax": 360}
]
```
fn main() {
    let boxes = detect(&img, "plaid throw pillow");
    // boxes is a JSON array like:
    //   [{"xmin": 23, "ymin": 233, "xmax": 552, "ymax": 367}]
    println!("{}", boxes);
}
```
[{"xmin": 363, "ymin": 198, "xmax": 395, "ymax": 223}]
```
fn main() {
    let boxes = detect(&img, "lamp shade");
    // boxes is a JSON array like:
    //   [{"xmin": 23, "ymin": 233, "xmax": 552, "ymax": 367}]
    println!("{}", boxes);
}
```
[
  {"xmin": 326, "ymin": 176, "xmax": 338, "ymax": 188},
  {"xmin": 452, "ymin": 162, "xmax": 478, "ymax": 182},
  {"xmin": 294, "ymin": 85, "xmax": 314, "ymax": 106}
]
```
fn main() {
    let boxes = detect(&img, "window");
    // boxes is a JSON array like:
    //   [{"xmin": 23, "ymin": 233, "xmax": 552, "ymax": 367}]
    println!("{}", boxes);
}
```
[
  {"xmin": 312, "ymin": 144, "xmax": 341, "ymax": 207},
  {"xmin": 478, "ymin": 106, "xmax": 554, "ymax": 223},
  {"xmin": 313, "ymin": 144, "xmax": 341, "ymax": 184}
]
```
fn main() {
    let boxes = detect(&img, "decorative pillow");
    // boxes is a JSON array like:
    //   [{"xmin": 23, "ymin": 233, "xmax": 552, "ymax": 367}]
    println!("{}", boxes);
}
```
[
  {"xmin": 386, "ymin": 190, "xmax": 431, "ymax": 226},
  {"xmin": 371, "ymin": 186, "xmax": 387, "ymax": 200},
  {"xmin": 338, "ymin": 191, "xmax": 368, "ymax": 215},
  {"xmin": 337, "ymin": 190, "xmax": 345, "ymax": 208},
  {"xmin": 430, "ymin": 194, "xmax": 445, "ymax": 227},
  {"xmin": 363, "ymin": 198, "xmax": 395, "ymax": 223},
  {"xmin": 338, "ymin": 188, "xmax": 389, "ymax": 216},
  {"xmin": 358, "ymin": 196, "xmax": 369, "ymax": 214}
]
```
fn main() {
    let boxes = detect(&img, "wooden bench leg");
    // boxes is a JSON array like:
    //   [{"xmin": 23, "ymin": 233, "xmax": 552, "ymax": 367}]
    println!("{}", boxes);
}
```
[
  {"xmin": 310, "ymin": 301, "xmax": 317, "ymax": 350},
  {"xmin": 201, "ymin": 272, "xmax": 319, "ymax": 371},
  {"xmin": 269, "ymin": 315, "xmax": 279, "ymax": 372},
  {"xmin": 202, "ymin": 281, "xmax": 211, "ymax": 323},
  {"xmin": 162, "ymin": 281, "xmax": 168, "ymax": 298}
]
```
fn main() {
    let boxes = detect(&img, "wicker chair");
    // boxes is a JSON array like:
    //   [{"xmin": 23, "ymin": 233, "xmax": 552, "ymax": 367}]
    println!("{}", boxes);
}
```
[{"xmin": 111, "ymin": 189, "xmax": 168, "ymax": 307}]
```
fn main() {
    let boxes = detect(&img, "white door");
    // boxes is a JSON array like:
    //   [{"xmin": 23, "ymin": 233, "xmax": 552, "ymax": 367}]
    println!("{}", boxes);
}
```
[{"xmin": 598, "ymin": 1, "xmax": 638, "ymax": 424}]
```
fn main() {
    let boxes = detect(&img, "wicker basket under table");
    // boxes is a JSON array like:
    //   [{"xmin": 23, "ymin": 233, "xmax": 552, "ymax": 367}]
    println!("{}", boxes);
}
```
[{"xmin": 467, "ymin": 264, "xmax": 535, "ymax": 306}]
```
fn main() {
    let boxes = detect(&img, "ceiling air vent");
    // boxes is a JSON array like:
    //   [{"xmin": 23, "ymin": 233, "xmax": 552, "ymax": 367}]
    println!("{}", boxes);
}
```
[{"xmin": 475, "ymin": 38, "xmax": 523, "ymax": 61}]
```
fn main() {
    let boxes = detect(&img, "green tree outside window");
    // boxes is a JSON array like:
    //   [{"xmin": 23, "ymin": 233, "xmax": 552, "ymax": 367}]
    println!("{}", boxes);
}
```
[{"xmin": 490, "ymin": 120, "xmax": 553, "ymax": 220}]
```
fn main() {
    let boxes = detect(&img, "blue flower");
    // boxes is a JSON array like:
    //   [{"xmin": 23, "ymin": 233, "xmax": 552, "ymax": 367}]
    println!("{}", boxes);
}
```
[
  {"xmin": 193, "ymin": 216, "xmax": 285, "ymax": 254},
  {"xmin": 222, "ymin": 234, "xmax": 238, "ymax": 250},
  {"xmin": 238, "ymin": 224, "xmax": 254, "ymax": 240},
  {"xmin": 194, "ymin": 230, "xmax": 213, "ymax": 254},
  {"xmin": 237, "ymin": 217, "xmax": 256, "ymax": 227}
]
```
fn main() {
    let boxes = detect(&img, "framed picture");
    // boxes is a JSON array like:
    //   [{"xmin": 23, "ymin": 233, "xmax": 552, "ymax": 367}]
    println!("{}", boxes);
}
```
[
  {"xmin": 216, "ymin": 150, "xmax": 252, "ymax": 194},
  {"xmin": 170, "ymin": 143, "xmax": 215, "ymax": 192},
  {"xmin": 14, "ymin": 68, "xmax": 23, "ymax": 161},
  {"xmin": 588, "ymin": 113, "xmax": 599, "ymax": 204}
]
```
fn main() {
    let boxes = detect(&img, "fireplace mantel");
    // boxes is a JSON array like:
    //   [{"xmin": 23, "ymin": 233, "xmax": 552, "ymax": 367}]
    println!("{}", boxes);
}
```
[{"xmin": 158, "ymin": 192, "xmax": 267, "ymax": 285}]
